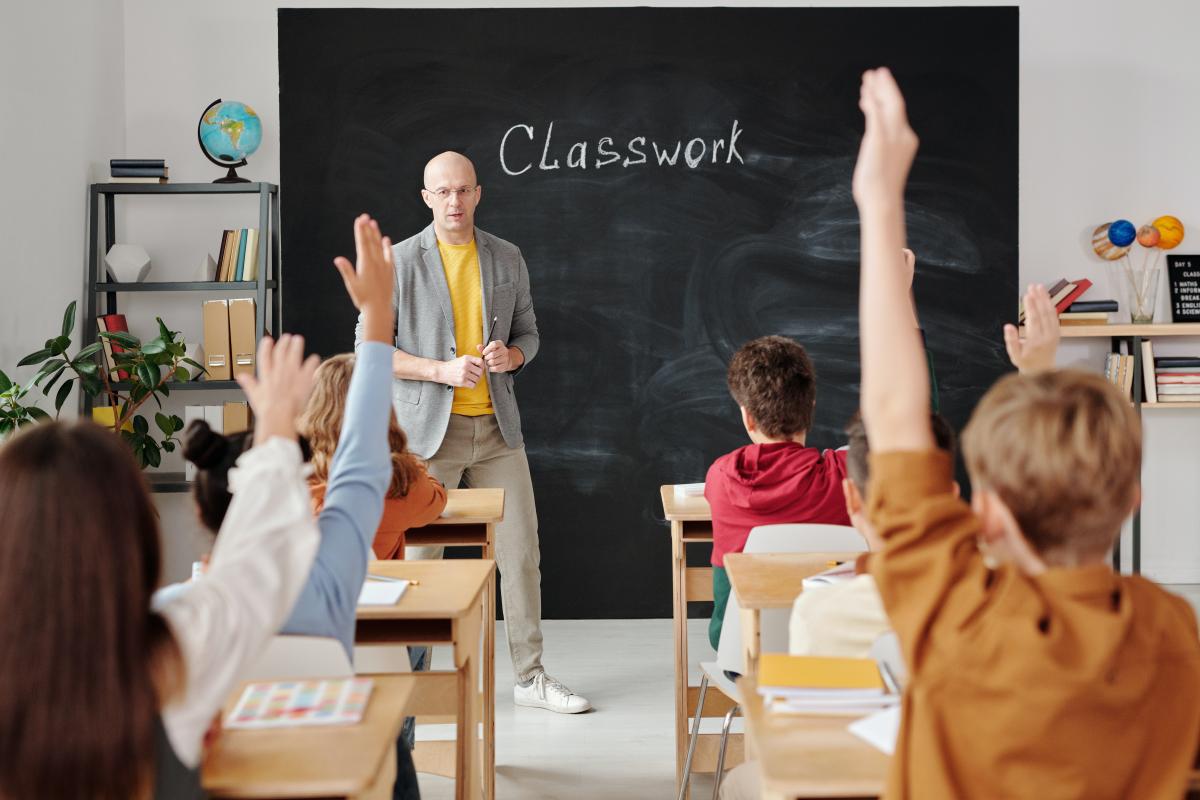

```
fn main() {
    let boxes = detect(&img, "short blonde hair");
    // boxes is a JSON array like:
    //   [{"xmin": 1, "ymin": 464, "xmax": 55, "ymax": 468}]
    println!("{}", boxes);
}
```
[{"xmin": 961, "ymin": 369, "xmax": 1140, "ymax": 561}]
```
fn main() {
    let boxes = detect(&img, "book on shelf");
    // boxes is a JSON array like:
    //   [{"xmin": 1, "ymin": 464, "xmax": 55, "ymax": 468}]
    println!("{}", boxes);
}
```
[
  {"xmin": 1018, "ymin": 279, "xmax": 1096, "ymax": 323},
  {"xmin": 234, "ymin": 227, "xmax": 248, "ymax": 281},
  {"xmin": 1103, "ymin": 353, "xmax": 1135, "ymax": 399},
  {"xmin": 1154, "ymin": 395, "xmax": 1200, "ymax": 403},
  {"xmin": 1055, "ymin": 279, "xmax": 1093, "ymax": 313},
  {"xmin": 213, "ymin": 229, "xmax": 260, "ymax": 282},
  {"xmin": 217, "ymin": 230, "xmax": 235, "ymax": 282},
  {"xmin": 1155, "ymin": 357, "xmax": 1200, "ymax": 369},
  {"xmin": 1059, "ymin": 311, "xmax": 1109, "ymax": 325},
  {"xmin": 109, "ymin": 176, "xmax": 168, "ymax": 184},
  {"xmin": 110, "ymin": 159, "xmax": 165, "ymax": 170},
  {"xmin": 1156, "ymin": 375, "xmax": 1200, "ymax": 384},
  {"xmin": 1155, "ymin": 384, "xmax": 1200, "ymax": 395},
  {"xmin": 243, "ymin": 228, "xmax": 260, "ymax": 281},
  {"xmin": 96, "ymin": 313, "xmax": 131, "ymax": 380},
  {"xmin": 111, "ymin": 166, "xmax": 169, "ymax": 178},
  {"xmin": 1066, "ymin": 300, "xmax": 1119, "ymax": 313},
  {"xmin": 1142, "ymin": 340, "xmax": 1157, "ymax": 403}
]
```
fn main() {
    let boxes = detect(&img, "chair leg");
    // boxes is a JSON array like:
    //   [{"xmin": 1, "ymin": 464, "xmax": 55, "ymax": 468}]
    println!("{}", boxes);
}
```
[
  {"xmin": 676, "ymin": 674, "xmax": 708, "ymax": 800},
  {"xmin": 711, "ymin": 705, "xmax": 739, "ymax": 800}
]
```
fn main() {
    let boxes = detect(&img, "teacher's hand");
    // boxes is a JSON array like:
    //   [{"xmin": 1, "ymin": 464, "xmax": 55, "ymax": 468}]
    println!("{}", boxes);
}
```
[
  {"xmin": 478, "ymin": 340, "xmax": 523, "ymax": 373},
  {"xmin": 437, "ymin": 355, "xmax": 485, "ymax": 388}
]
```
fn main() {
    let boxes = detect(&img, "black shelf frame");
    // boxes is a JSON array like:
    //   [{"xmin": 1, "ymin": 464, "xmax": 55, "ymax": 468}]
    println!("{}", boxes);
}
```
[
  {"xmin": 1109, "ymin": 333, "xmax": 1143, "ymax": 575},
  {"xmin": 83, "ymin": 182, "xmax": 281, "ymax": 492}
]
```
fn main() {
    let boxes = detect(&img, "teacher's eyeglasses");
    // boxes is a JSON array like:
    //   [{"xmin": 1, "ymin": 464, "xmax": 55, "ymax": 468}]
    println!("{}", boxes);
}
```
[{"xmin": 425, "ymin": 186, "xmax": 477, "ymax": 201}]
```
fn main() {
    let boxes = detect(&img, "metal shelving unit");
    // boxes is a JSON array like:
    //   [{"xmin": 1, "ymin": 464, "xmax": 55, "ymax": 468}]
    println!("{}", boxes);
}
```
[{"xmin": 82, "ymin": 182, "xmax": 280, "ymax": 492}]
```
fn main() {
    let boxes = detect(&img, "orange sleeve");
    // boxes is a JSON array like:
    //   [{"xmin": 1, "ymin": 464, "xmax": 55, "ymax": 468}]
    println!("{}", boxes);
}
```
[
  {"xmin": 866, "ymin": 450, "xmax": 989, "ymax": 672},
  {"xmin": 371, "ymin": 470, "xmax": 448, "ymax": 560}
]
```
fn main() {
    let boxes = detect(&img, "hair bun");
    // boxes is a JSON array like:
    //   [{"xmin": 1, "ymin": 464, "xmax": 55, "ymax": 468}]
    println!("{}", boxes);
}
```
[{"xmin": 183, "ymin": 420, "xmax": 228, "ymax": 469}]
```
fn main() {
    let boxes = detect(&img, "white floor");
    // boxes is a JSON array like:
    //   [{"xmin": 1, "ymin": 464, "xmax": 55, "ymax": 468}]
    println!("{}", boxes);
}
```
[
  {"xmin": 418, "ymin": 618, "xmax": 720, "ymax": 800},
  {"xmin": 419, "ymin": 586, "xmax": 1200, "ymax": 799}
]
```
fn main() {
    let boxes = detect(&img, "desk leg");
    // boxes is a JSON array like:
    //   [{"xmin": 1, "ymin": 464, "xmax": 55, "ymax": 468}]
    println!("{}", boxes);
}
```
[
  {"xmin": 739, "ymin": 607, "xmax": 760, "ymax": 675},
  {"xmin": 672, "ymin": 522, "xmax": 688, "ymax": 798},
  {"xmin": 482, "ymin": 525, "xmax": 496, "ymax": 800},
  {"xmin": 455, "ymin": 601, "xmax": 484, "ymax": 800}
]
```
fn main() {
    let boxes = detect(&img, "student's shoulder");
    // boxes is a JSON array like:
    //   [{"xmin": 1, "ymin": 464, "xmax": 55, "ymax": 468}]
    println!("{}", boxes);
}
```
[{"xmin": 1125, "ymin": 575, "xmax": 1200, "ymax": 641}]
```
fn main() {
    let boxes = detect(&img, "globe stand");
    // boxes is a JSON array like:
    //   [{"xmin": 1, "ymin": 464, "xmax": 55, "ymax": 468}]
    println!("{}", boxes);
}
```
[{"xmin": 214, "ymin": 165, "xmax": 250, "ymax": 184}]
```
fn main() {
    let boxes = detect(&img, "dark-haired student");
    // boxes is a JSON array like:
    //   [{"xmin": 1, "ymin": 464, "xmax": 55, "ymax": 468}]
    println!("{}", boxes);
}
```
[
  {"xmin": 0, "ymin": 331, "xmax": 320, "ymax": 799},
  {"xmin": 158, "ymin": 215, "xmax": 421, "ymax": 798}
]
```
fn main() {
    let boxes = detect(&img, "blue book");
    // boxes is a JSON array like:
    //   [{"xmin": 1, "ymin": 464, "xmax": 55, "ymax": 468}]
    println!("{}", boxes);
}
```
[{"xmin": 234, "ymin": 229, "xmax": 248, "ymax": 282}]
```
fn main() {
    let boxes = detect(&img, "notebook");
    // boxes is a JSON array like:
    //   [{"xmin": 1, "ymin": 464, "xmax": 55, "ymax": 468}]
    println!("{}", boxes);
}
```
[
  {"xmin": 801, "ymin": 561, "xmax": 857, "ymax": 589},
  {"xmin": 358, "ymin": 578, "xmax": 410, "ymax": 606},
  {"xmin": 674, "ymin": 483, "xmax": 705, "ymax": 498},
  {"xmin": 758, "ymin": 653, "xmax": 893, "ymax": 714},
  {"xmin": 225, "ymin": 677, "xmax": 373, "ymax": 729},
  {"xmin": 848, "ymin": 705, "xmax": 901, "ymax": 754}
]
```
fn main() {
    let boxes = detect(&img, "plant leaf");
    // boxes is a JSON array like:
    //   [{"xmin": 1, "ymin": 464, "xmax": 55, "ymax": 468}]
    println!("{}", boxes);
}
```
[
  {"xmin": 61, "ymin": 301, "xmax": 77, "ymax": 339},
  {"xmin": 0, "ymin": 369, "xmax": 10, "ymax": 393},
  {"xmin": 173, "ymin": 367, "xmax": 189, "ymax": 382},
  {"xmin": 41, "ymin": 365, "xmax": 67, "ymax": 395},
  {"xmin": 73, "ymin": 361, "xmax": 97, "ymax": 375},
  {"xmin": 49, "ymin": 335, "xmax": 71, "ymax": 356},
  {"xmin": 74, "ymin": 342, "xmax": 104, "ymax": 360},
  {"xmin": 181, "ymin": 357, "xmax": 206, "ymax": 373},
  {"xmin": 171, "ymin": 414, "xmax": 184, "ymax": 431},
  {"xmin": 141, "ymin": 339, "xmax": 167, "ymax": 356},
  {"xmin": 54, "ymin": 381, "xmax": 72, "ymax": 415},
  {"xmin": 162, "ymin": 440, "xmax": 175, "ymax": 453},
  {"xmin": 26, "ymin": 407, "xmax": 50, "ymax": 422},
  {"xmin": 133, "ymin": 415, "xmax": 149, "ymax": 434},
  {"xmin": 100, "ymin": 331, "xmax": 139, "ymax": 348},
  {"xmin": 0, "ymin": 419, "xmax": 12, "ymax": 436},
  {"xmin": 155, "ymin": 412, "xmax": 172, "ymax": 435},
  {"xmin": 17, "ymin": 348, "xmax": 53, "ymax": 367},
  {"xmin": 137, "ymin": 363, "xmax": 158, "ymax": 390},
  {"xmin": 145, "ymin": 442, "xmax": 161, "ymax": 468},
  {"xmin": 157, "ymin": 318, "xmax": 172, "ymax": 340}
]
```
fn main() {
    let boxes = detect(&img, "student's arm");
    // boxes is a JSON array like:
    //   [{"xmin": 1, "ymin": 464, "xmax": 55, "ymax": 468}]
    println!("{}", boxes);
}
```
[
  {"xmin": 284, "ymin": 216, "xmax": 397, "ymax": 650},
  {"xmin": 852, "ymin": 69, "xmax": 932, "ymax": 454},
  {"xmin": 405, "ymin": 467, "xmax": 449, "ymax": 529},
  {"xmin": 158, "ymin": 334, "xmax": 321, "ymax": 767},
  {"xmin": 1004, "ymin": 284, "xmax": 1060, "ymax": 374}
]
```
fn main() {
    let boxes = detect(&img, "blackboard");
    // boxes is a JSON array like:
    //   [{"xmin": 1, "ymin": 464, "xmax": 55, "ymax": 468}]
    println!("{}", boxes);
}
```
[
  {"xmin": 279, "ymin": 6, "xmax": 1018, "ymax": 619},
  {"xmin": 1168, "ymin": 255, "xmax": 1200, "ymax": 322}
]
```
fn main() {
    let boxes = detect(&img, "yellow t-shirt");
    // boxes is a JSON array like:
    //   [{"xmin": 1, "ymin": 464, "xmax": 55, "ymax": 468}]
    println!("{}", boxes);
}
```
[{"xmin": 438, "ymin": 239, "xmax": 492, "ymax": 416}]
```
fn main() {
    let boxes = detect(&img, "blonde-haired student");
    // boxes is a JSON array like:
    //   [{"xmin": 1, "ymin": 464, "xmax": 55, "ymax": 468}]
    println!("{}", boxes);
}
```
[
  {"xmin": 854, "ymin": 67, "xmax": 1200, "ymax": 798},
  {"xmin": 299, "ymin": 352, "xmax": 447, "ymax": 560}
]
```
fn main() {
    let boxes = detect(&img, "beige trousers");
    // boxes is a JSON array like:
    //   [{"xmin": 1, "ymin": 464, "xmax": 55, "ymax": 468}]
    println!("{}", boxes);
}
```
[{"xmin": 406, "ymin": 413, "xmax": 544, "ymax": 683}]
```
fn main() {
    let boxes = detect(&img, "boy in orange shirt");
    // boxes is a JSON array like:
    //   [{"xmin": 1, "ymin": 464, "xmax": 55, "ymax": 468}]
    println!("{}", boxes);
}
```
[{"xmin": 853, "ymin": 67, "xmax": 1200, "ymax": 798}]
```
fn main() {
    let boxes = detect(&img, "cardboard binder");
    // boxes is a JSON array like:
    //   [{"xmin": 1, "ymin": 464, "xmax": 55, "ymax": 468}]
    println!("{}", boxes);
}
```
[
  {"xmin": 228, "ymin": 298, "xmax": 257, "ymax": 378},
  {"xmin": 202, "ymin": 299, "xmax": 232, "ymax": 380},
  {"xmin": 223, "ymin": 401, "xmax": 251, "ymax": 435}
]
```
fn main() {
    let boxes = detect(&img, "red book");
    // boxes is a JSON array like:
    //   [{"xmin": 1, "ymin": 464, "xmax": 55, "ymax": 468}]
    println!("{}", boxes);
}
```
[
  {"xmin": 1054, "ymin": 279, "xmax": 1093, "ymax": 313},
  {"xmin": 98, "ymin": 313, "xmax": 131, "ymax": 380}
]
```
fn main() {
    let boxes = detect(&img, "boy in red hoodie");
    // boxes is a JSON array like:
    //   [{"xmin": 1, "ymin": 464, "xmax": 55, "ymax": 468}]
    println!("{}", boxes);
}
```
[{"xmin": 704, "ymin": 335, "xmax": 853, "ymax": 650}]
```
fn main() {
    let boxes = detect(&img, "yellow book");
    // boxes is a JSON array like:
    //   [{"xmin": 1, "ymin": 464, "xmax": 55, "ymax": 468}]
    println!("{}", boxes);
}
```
[
  {"xmin": 91, "ymin": 406, "xmax": 133, "ymax": 432},
  {"xmin": 758, "ymin": 653, "xmax": 884, "ymax": 693}
]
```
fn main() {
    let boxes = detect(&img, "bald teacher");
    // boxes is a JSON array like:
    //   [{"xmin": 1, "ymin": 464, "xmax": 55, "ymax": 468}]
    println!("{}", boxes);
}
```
[{"xmin": 355, "ymin": 152, "xmax": 590, "ymax": 714}]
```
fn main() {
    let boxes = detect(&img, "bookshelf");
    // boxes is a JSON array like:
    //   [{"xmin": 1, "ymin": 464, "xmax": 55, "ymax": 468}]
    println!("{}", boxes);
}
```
[
  {"xmin": 82, "ymin": 182, "xmax": 280, "ymax": 493},
  {"xmin": 1051, "ymin": 322, "xmax": 1200, "ymax": 574}
]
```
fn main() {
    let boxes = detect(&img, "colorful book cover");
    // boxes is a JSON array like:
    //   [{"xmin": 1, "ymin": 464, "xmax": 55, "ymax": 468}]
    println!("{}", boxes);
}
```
[
  {"xmin": 234, "ymin": 228, "xmax": 248, "ymax": 282},
  {"xmin": 225, "ymin": 677, "xmax": 374, "ymax": 729}
]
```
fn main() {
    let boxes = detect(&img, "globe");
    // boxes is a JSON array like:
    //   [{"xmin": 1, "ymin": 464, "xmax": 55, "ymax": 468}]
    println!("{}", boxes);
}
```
[{"xmin": 197, "ymin": 99, "xmax": 263, "ymax": 183}]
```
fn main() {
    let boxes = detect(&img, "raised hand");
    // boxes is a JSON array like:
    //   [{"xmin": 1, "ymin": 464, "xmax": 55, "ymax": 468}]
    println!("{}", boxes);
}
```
[
  {"xmin": 334, "ymin": 213, "xmax": 396, "ymax": 344},
  {"xmin": 235, "ymin": 334, "xmax": 321, "ymax": 446},
  {"xmin": 1004, "ymin": 284, "xmax": 1061, "ymax": 374},
  {"xmin": 852, "ymin": 68, "xmax": 920, "ymax": 209}
]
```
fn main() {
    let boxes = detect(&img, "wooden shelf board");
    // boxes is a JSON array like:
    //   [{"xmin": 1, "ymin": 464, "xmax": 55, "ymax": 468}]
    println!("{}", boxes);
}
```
[
  {"xmin": 1142, "ymin": 402, "xmax": 1200, "ymax": 409},
  {"xmin": 1055, "ymin": 323, "xmax": 1200, "ymax": 338},
  {"xmin": 95, "ymin": 280, "xmax": 276, "ymax": 292}
]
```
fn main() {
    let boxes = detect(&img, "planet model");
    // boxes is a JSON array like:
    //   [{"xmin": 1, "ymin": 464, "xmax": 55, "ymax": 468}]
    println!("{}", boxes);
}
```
[
  {"xmin": 1152, "ymin": 215, "xmax": 1185, "ymax": 249},
  {"xmin": 1107, "ymin": 219, "xmax": 1136, "ymax": 247},
  {"xmin": 1136, "ymin": 224, "xmax": 1161, "ymax": 247},
  {"xmin": 1092, "ymin": 223, "xmax": 1130, "ymax": 260}
]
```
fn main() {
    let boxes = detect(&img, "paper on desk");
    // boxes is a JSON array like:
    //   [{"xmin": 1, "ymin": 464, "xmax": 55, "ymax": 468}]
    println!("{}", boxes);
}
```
[
  {"xmin": 674, "ymin": 483, "xmax": 705, "ymax": 498},
  {"xmin": 848, "ymin": 704, "xmax": 900, "ymax": 755},
  {"xmin": 358, "ymin": 579, "xmax": 409, "ymax": 606}
]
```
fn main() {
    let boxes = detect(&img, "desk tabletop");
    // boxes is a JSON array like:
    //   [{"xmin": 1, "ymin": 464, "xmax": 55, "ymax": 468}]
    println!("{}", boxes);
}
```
[
  {"xmin": 203, "ymin": 673, "xmax": 415, "ymax": 798},
  {"xmin": 660, "ymin": 484, "xmax": 712, "ymax": 521},
  {"xmin": 724, "ymin": 552, "xmax": 862, "ymax": 610},
  {"xmin": 428, "ymin": 488, "xmax": 504, "ymax": 525},
  {"xmin": 357, "ymin": 559, "xmax": 494, "ymax": 621},
  {"xmin": 741, "ymin": 675, "xmax": 887, "ymax": 798}
]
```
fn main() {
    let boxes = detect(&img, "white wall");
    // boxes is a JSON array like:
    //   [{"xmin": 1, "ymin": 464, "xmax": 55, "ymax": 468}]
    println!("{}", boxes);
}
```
[{"xmin": 4, "ymin": 0, "xmax": 1198, "ymax": 583}]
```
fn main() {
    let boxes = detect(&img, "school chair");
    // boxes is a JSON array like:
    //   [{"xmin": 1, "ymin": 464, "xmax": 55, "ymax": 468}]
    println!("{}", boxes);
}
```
[
  {"xmin": 677, "ymin": 523, "xmax": 867, "ymax": 800},
  {"xmin": 242, "ymin": 635, "xmax": 354, "ymax": 681}
]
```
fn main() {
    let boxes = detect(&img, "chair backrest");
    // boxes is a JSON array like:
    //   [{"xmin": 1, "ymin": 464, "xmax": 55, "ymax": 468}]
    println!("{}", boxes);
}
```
[
  {"xmin": 717, "ymin": 524, "xmax": 869, "ymax": 669},
  {"xmin": 241, "ymin": 635, "xmax": 354, "ymax": 682}
]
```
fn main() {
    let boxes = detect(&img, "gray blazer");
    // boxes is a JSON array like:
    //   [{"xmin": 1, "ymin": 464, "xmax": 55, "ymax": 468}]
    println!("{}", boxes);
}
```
[{"xmin": 355, "ymin": 224, "xmax": 539, "ymax": 459}]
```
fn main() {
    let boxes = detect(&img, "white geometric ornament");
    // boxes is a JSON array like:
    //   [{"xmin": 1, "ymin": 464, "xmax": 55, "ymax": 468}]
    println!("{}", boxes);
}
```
[{"xmin": 104, "ymin": 244, "xmax": 152, "ymax": 283}]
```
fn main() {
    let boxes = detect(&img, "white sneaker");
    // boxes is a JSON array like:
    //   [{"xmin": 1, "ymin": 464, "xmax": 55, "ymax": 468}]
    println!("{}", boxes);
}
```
[{"xmin": 513, "ymin": 672, "xmax": 592, "ymax": 714}]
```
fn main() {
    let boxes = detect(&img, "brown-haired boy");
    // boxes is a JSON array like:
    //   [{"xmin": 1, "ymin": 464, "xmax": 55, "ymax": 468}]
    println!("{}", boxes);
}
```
[
  {"xmin": 853, "ymin": 67, "xmax": 1200, "ymax": 798},
  {"xmin": 705, "ymin": 335, "xmax": 852, "ymax": 650}
]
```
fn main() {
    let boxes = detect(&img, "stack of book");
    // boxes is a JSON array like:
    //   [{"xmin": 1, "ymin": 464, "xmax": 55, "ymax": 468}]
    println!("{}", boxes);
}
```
[
  {"xmin": 1103, "ymin": 352, "xmax": 1136, "ymax": 400},
  {"xmin": 213, "ymin": 229, "xmax": 261, "ymax": 282},
  {"xmin": 1144, "ymin": 343, "xmax": 1200, "ymax": 404},
  {"xmin": 110, "ymin": 159, "xmax": 168, "ymax": 184},
  {"xmin": 756, "ymin": 653, "xmax": 898, "ymax": 716},
  {"xmin": 1019, "ymin": 278, "xmax": 1119, "ymax": 326}
]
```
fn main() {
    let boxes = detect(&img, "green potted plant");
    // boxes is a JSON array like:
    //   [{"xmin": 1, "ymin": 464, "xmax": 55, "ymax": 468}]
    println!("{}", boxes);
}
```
[{"xmin": 3, "ymin": 301, "xmax": 206, "ymax": 468}]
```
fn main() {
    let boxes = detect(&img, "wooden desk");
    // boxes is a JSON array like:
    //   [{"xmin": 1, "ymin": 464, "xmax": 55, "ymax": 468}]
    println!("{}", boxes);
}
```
[
  {"xmin": 661, "ymin": 485, "xmax": 735, "ymax": 795},
  {"xmin": 741, "ymin": 675, "xmax": 887, "ymax": 799},
  {"xmin": 724, "ymin": 552, "xmax": 861, "ymax": 666},
  {"xmin": 357, "ymin": 559, "xmax": 494, "ymax": 800},
  {"xmin": 203, "ymin": 674, "xmax": 417, "ymax": 799},
  {"xmin": 403, "ymin": 488, "xmax": 502, "ymax": 799}
]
